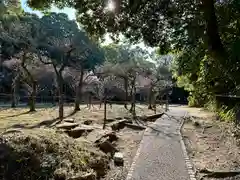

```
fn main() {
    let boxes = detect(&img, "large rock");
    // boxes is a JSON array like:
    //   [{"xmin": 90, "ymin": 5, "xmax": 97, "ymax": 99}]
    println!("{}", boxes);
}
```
[
  {"xmin": 110, "ymin": 119, "xmax": 132, "ymax": 131},
  {"xmin": 94, "ymin": 131, "xmax": 118, "ymax": 144},
  {"xmin": 97, "ymin": 139, "xmax": 118, "ymax": 155},
  {"xmin": 56, "ymin": 122, "xmax": 79, "ymax": 130},
  {"xmin": 67, "ymin": 125, "xmax": 94, "ymax": 138},
  {"xmin": 113, "ymin": 152, "xmax": 124, "ymax": 166}
]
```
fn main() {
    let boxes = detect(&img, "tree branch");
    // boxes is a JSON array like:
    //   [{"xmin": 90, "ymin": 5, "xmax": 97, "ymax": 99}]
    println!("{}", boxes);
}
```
[{"xmin": 37, "ymin": 52, "xmax": 52, "ymax": 65}]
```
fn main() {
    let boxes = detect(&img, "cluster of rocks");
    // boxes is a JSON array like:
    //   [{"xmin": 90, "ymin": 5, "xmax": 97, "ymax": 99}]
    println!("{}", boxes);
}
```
[
  {"xmin": 56, "ymin": 118, "xmax": 124, "ymax": 166},
  {"xmin": 56, "ymin": 113, "xmax": 164, "ymax": 169}
]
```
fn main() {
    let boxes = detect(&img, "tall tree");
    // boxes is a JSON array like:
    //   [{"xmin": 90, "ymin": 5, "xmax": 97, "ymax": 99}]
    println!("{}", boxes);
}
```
[{"xmin": 36, "ymin": 13, "xmax": 104, "ymax": 120}]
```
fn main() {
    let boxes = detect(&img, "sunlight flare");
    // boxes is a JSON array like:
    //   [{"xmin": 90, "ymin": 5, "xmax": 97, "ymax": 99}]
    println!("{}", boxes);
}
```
[{"xmin": 105, "ymin": 0, "xmax": 115, "ymax": 12}]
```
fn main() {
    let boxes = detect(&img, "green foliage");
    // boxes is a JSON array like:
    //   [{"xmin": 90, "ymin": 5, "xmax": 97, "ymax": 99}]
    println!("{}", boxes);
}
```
[
  {"xmin": 217, "ymin": 105, "xmax": 236, "ymax": 122},
  {"xmin": 35, "ymin": 13, "xmax": 104, "ymax": 70}
]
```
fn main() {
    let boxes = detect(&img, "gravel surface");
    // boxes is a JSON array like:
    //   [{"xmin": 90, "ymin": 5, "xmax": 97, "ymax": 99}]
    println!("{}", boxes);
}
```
[{"xmin": 127, "ymin": 108, "xmax": 190, "ymax": 180}]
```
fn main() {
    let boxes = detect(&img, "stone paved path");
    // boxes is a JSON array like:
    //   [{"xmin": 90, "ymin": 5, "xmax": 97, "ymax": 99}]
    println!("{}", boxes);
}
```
[{"xmin": 126, "ymin": 107, "xmax": 190, "ymax": 180}]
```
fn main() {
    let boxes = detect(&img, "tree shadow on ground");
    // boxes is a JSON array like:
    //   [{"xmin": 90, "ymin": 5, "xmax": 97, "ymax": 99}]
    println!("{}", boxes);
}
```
[
  {"xmin": 145, "ymin": 127, "xmax": 179, "ymax": 139},
  {"xmin": 0, "ymin": 111, "xmax": 34, "ymax": 120},
  {"xmin": 6, "ymin": 110, "xmax": 78, "ymax": 130}
]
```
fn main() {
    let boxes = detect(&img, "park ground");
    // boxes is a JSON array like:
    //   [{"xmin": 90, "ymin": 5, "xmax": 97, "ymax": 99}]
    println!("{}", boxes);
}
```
[
  {"xmin": 0, "ymin": 104, "xmax": 159, "ymax": 180},
  {"xmin": 1, "ymin": 104, "xmax": 240, "ymax": 180},
  {"xmin": 181, "ymin": 106, "xmax": 240, "ymax": 180}
]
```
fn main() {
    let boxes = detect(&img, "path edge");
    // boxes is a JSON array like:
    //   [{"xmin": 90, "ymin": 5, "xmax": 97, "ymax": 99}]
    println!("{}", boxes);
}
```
[
  {"xmin": 179, "ymin": 112, "xmax": 197, "ymax": 180},
  {"xmin": 125, "ymin": 120, "xmax": 150, "ymax": 180}
]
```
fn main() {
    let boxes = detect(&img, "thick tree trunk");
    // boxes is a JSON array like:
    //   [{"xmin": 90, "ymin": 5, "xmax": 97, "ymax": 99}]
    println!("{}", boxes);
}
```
[
  {"xmin": 201, "ymin": 0, "xmax": 225, "ymax": 59},
  {"xmin": 20, "ymin": 56, "xmax": 37, "ymax": 112},
  {"xmin": 201, "ymin": 0, "xmax": 236, "ymax": 88},
  {"xmin": 29, "ymin": 81, "xmax": 37, "ymax": 112},
  {"xmin": 74, "ymin": 68, "xmax": 84, "ymax": 111}
]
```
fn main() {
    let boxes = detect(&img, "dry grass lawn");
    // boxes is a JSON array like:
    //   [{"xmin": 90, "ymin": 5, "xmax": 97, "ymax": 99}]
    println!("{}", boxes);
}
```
[{"xmin": 0, "ymin": 103, "xmax": 157, "ymax": 132}]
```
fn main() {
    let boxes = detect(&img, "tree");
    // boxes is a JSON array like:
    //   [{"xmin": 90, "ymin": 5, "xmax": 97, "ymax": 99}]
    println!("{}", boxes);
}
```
[
  {"xmin": 72, "ymin": 44, "xmax": 104, "ymax": 112},
  {"xmin": 36, "ymin": 13, "xmax": 104, "ymax": 120},
  {"xmin": 26, "ymin": 0, "xmax": 236, "ymax": 59},
  {"xmin": 26, "ymin": 0, "xmax": 240, "ymax": 96},
  {"xmin": 0, "ymin": 9, "xmax": 42, "ymax": 110},
  {"xmin": 102, "ymin": 44, "xmax": 131, "ymax": 109}
]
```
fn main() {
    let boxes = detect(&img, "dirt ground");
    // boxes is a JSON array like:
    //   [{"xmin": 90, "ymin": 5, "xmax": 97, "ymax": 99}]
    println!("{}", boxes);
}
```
[
  {"xmin": 182, "ymin": 107, "xmax": 240, "ymax": 180},
  {"xmin": 0, "ymin": 103, "xmax": 159, "ymax": 180}
]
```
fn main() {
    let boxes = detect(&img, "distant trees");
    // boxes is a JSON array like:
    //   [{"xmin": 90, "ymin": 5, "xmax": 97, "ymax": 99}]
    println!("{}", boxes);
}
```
[
  {"xmin": 101, "ymin": 43, "xmax": 172, "ymax": 115},
  {"xmin": 26, "ymin": 0, "xmax": 240, "ymax": 121},
  {"xmin": 0, "ymin": 4, "xmax": 104, "ymax": 120},
  {"xmin": 0, "ymin": 1, "xmax": 173, "ymax": 123}
]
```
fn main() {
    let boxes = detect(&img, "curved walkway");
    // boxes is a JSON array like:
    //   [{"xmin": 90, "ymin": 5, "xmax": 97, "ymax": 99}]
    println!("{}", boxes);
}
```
[{"xmin": 126, "ymin": 108, "xmax": 191, "ymax": 180}]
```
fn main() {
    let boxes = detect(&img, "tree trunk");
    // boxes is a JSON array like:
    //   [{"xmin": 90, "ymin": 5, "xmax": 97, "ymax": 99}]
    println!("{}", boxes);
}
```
[
  {"xmin": 11, "ymin": 86, "xmax": 16, "ymax": 108},
  {"xmin": 124, "ymin": 78, "xmax": 128, "ymax": 109},
  {"xmin": 165, "ymin": 93, "xmax": 169, "ymax": 112},
  {"xmin": 74, "ymin": 67, "xmax": 84, "ymax": 111},
  {"xmin": 148, "ymin": 85, "xmax": 153, "ymax": 109},
  {"xmin": 99, "ymin": 98, "xmax": 102, "ymax": 109},
  {"xmin": 103, "ymin": 97, "xmax": 107, "ymax": 129},
  {"xmin": 132, "ymin": 84, "xmax": 136, "ymax": 119},
  {"xmin": 129, "ymin": 84, "xmax": 133, "ymax": 112},
  {"xmin": 201, "ymin": 0, "xmax": 225, "ymax": 59},
  {"xmin": 29, "ymin": 80, "xmax": 37, "ymax": 112},
  {"xmin": 57, "ymin": 74, "xmax": 64, "ymax": 120},
  {"xmin": 129, "ymin": 77, "xmax": 136, "ymax": 118},
  {"xmin": 11, "ymin": 73, "xmax": 20, "ymax": 108}
]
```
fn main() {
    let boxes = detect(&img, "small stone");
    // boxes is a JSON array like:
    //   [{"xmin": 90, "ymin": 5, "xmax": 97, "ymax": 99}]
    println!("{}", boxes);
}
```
[
  {"xmin": 193, "ymin": 121, "xmax": 201, "ymax": 127},
  {"xmin": 113, "ymin": 152, "xmax": 124, "ymax": 166}
]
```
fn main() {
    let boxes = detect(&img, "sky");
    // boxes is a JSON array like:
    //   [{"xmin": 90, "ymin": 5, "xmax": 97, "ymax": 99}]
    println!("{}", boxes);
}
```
[
  {"xmin": 20, "ymin": 0, "xmax": 154, "ymax": 53},
  {"xmin": 21, "ymin": 0, "xmax": 76, "ymax": 20}
]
